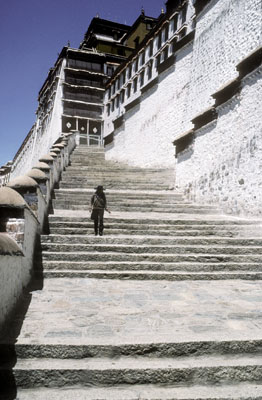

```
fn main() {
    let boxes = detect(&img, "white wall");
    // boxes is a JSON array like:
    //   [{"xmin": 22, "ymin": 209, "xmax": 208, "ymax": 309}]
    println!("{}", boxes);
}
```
[
  {"xmin": 105, "ymin": 0, "xmax": 262, "ymax": 217},
  {"xmin": 106, "ymin": 43, "xmax": 193, "ymax": 169},
  {"xmin": 177, "ymin": 69, "xmax": 262, "ymax": 217}
]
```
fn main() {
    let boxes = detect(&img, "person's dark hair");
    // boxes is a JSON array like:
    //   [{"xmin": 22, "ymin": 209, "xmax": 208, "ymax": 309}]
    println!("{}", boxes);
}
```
[{"xmin": 96, "ymin": 185, "xmax": 104, "ymax": 193}]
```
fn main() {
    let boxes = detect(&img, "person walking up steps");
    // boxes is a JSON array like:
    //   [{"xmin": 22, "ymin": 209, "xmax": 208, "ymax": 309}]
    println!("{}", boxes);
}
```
[{"xmin": 90, "ymin": 185, "xmax": 110, "ymax": 236}]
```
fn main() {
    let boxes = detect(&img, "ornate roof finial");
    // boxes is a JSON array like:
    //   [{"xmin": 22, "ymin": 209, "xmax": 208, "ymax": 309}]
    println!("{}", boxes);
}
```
[
  {"xmin": 141, "ymin": 6, "xmax": 145, "ymax": 15},
  {"xmin": 96, "ymin": 13, "xmax": 99, "ymax": 18},
  {"xmin": 67, "ymin": 40, "xmax": 70, "ymax": 47},
  {"xmin": 161, "ymin": 7, "xmax": 165, "ymax": 14}
]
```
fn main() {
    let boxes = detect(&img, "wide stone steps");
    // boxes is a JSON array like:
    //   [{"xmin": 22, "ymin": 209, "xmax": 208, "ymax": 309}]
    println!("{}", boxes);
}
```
[
  {"xmin": 4, "ymin": 145, "xmax": 262, "ymax": 398},
  {"xmin": 41, "ymin": 234, "xmax": 262, "ymax": 246},
  {"xmin": 42, "ymin": 250, "xmax": 262, "ymax": 263},
  {"xmin": 41, "ymin": 242, "xmax": 262, "ymax": 255},
  {"xmin": 41, "ymin": 260, "xmax": 262, "ymax": 272},
  {"xmin": 41, "ymin": 269, "xmax": 262, "ymax": 280},
  {"xmin": 6, "ymin": 353, "xmax": 262, "ymax": 388},
  {"xmin": 59, "ymin": 183, "xmax": 173, "ymax": 190},
  {"xmin": 48, "ymin": 215, "xmax": 255, "ymax": 226},
  {"xmin": 48, "ymin": 227, "xmax": 244, "ymax": 236},
  {"xmin": 13, "ymin": 383, "xmax": 262, "ymax": 399},
  {"xmin": 53, "ymin": 204, "xmax": 220, "ymax": 214}
]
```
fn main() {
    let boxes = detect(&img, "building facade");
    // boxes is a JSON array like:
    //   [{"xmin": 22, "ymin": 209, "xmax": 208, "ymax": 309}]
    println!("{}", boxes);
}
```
[{"xmin": 1, "ymin": 0, "xmax": 261, "ymax": 217}]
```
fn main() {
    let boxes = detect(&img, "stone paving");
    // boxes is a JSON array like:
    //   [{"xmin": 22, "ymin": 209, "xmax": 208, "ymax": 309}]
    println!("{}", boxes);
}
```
[
  {"xmin": 16, "ymin": 278, "xmax": 262, "ymax": 346},
  {"xmin": 3, "ymin": 146, "xmax": 262, "ymax": 398}
]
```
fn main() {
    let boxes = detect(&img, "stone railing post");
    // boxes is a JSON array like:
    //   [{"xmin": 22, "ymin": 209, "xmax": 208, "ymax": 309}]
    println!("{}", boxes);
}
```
[{"xmin": 0, "ymin": 187, "xmax": 40, "ymax": 331}]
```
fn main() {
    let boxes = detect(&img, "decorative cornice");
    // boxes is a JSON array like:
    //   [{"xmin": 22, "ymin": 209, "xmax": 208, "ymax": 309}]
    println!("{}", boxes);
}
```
[
  {"xmin": 141, "ymin": 77, "xmax": 159, "ymax": 94},
  {"xmin": 236, "ymin": 46, "xmax": 262, "ymax": 79},
  {"xmin": 125, "ymin": 97, "xmax": 141, "ymax": 112},
  {"xmin": 104, "ymin": 132, "xmax": 114, "ymax": 146},
  {"xmin": 113, "ymin": 115, "xmax": 124, "ymax": 130},
  {"xmin": 212, "ymin": 78, "xmax": 241, "ymax": 107},
  {"xmin": 191, "ymin": 106, "xmax": 217, "ymax": 130},
  {"xmin": 173, "ymin": 129, "xmax": 194, "ymax": 155},
  {"xmin": 157, "ymin": 54, "xmax": 176, "ymax": 74}
]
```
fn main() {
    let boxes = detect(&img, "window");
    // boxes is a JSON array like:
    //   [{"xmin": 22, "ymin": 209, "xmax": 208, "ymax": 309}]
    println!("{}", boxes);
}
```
[
  {"xmin": 146, "ymin": 23, "xmax": 151, "ymax": 30},
  {"xmin": 173, "ymin": 14, "xmax": 178, "ymax": 32},
  {"xmin": 140, "ymin": 70, "xmax": 145, "ymax": 87},
  {"xmin": 141, "ymin": 51, "xmax": 145, "ymax": 66},
  {"xmin": 134, "ymin": 58, "xmax": 138, "ymax": 72},
  {"xmin": 149, "ymin": 41, "xmax": 153, "ymax": 57},
  {"xmin": 133, "ymin": 77, "xmax": 138, "ymax": 93},
  {"xmin": 163, "ymin": 46, "xmax": 169, "ymax": 61},
  {"xmin": 116, "ymin": 79, "xmax": 120, "ymax": 90},
  {"xmin": 156, "ymin": 54, "xmax": 161, "ymax": 67},
  {"xmin": 122, "ymin": 71, "xmax": 126, "ymax": 85},
  {"xmin": 112, "ymin": 83, "xmax": 115, "ymax": 95},
  {"xmin": 127, "ymin": 83, "xmax": 131, "ymax": 98},
  {"xmin": 111, "ymin": 99, "xmax": 115, "ymax": 112},
  {"xmin": 147, "ymin": 62, "xmax": 153, "ymax": 80},
  {"xmin": 120, "ymin": 89, "xmax": 125, "ymax": 103},
  {"xmin": 157, "ymin": 33, "xmax": 161, "ymax": 50},
  {"xmin": 116, "ymin": 95, "xmax": 120, "ymax": 108},
  {"xmin": 164, "ymin": 25, "xmax": 169, "ymax": 41},
  {"xmin": 181, "ymin": 5, "xmax": 188, "ymax": 24},
  {"xmin": 171, "ymin": 37, "xmax": 178, "ymax": 53},
  {"xmin": 128, "ymin": 65, "xmax": 132, "ymax": 79},
  {"xmin": 180, "ymin": 27, "xmax": 187, "ymax": 38},
  {"xmin": 107, "ymin": 66, "xmax": 115, "ymax": 76},
  {"xmin": 107, "ymin": 104, "xmax": 110, "ymax": 116}
]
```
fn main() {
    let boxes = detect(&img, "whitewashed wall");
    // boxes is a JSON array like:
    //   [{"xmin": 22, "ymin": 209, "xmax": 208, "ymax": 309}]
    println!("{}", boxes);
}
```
[
  {"xmin": 105, "ymin": 0, "xmax": 262, "ymax": 216},
  {"xmin": 188, "ymin": 0, "xmax": 262, "ymax": 117},
  {"xmin": 106, "ymin": 43, "xmax": 193, "ymax": 169},
  {"xmin": 177, "ymin": 68, "xmax": 262, "ymax": 217},
  {"xmin": 176, "ymin": 0, "xmax": 262, "ymax": 217}
]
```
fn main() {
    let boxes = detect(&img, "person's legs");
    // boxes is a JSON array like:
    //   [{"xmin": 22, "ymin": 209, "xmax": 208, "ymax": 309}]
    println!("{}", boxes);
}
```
[
  {"xmin": 93, "ymin": 210, "xmax": 99, "ymax": 235},
  {"xmin": 98, "ymin": 209, "xmax": 104, "ymax": 236}
]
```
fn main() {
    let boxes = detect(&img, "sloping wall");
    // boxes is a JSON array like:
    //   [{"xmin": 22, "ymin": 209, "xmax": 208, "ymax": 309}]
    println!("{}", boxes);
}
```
[
  {"xmin": 105, "ymin": 0, "xmax": 262, "ymax": 216},
  {"xmin": 106, "ymin": 43, "xmax": 194, "ymax": 169}
]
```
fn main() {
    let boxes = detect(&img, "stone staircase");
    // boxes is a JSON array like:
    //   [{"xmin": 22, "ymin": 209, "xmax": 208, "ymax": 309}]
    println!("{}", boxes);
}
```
[{"xmin": 2, "ymin": 145, "xmax": 262, "ymax": 399}]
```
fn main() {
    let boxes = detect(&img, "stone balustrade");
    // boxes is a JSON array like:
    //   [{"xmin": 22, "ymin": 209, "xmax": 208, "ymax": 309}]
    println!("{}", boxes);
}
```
[{"xmin": 0, "ymin": 132, "xmax": 77, "ymax": 333}]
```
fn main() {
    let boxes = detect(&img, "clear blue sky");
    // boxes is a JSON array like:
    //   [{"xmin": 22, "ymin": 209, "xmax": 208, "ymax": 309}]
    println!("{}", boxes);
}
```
[{"xmin": 0, "ymin": 0, "xmax": 165, "ymax": 166}]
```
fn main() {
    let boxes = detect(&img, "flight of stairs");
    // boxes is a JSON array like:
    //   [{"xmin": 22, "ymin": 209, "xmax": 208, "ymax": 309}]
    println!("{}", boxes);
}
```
[{"xmin": 2, "ymin": 145, "xmax": 262, "ymax": 399}]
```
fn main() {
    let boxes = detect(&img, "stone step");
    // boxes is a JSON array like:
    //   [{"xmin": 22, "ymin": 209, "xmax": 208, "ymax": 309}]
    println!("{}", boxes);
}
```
[
  {"xmin": 48, "ymin": 220, "xmax": 250, "ymax": 230},
  {"xmin": 53, "ymin": 199, "xmax": 204, "ymax": 206},
  {"xmin": 42, "ymin": 260, "xmax": 262, "ymax": 272},
  {"xmin": 59, "ymin": 183, "xmax": 172, "ymax": 190},
  {"xmin": 13, "ymin": 383, "xmax": 262, "ymax": 400},
  {"xmin": 41, "ymin": 234, "xmax": 262, "ymax": 246},
  {"xmin": 8, "ymin": 339, "xmax": 262, "ymax": 359},
  {"xmin": 48, "ymin": 227, "xmax": 242, "ymax": 237},
  {"xmin": 42, "ymin": 251, "xmax": 262, "ymax": 263},
  {"xmin": 54, "ymin": 194, "xmax": 184, "ymax": 202},
  {"xmin": 48, "ymin": 216, "xmax": 252, "ymax": 226},
  {"xmin": 4, "ymin": 353, "xmax": 262, "ymax": 388},
  {"xmin": 40, "ymin": 269, "xmax": 262, "ymax": 280},
  {"xmin": 41, "ymin": 243, "xmax": 262, "ymax": 255},
  {"xmin": 53, "ymin": 204, "xmax": 220, "ymax": 214}
]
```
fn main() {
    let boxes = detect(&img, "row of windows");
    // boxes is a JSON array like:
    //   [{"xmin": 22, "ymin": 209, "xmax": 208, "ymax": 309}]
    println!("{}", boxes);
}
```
[
  {"xmin": 106, "ymin": 63, "xmax": 153, "ymax": 115},
  {"xmin": 107, "ymin": 4, "xmax": 188, "ymax": 101},
  {"xmin": 106, "ymin": 23, "xmax": 189, "ymax": 116}
]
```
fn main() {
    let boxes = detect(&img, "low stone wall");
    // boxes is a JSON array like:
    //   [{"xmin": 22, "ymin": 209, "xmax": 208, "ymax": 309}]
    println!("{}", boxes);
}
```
[{"xmin": 0, "ymin": 132, "xmax": 77, "ymax": 332}]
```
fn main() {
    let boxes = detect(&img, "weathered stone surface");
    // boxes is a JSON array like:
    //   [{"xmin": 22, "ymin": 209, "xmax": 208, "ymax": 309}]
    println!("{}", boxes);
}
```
[
  {"xmin": 7, "ymin": 175, "xmax": 38, "ymax": 190},
  {"xmin": 32, "ymin": 162, "xmax": 51, "ymax": 171},
  {"xmin": 2, "ymin": 145, "xmax": 262, "ymax": 397},
  {"xmin": 26, "ymin": 169, "xmax": 48, "ymax": 183},
  {"xmin": 0, "ymin": 233, "xmax": 23, "ymax": 256},
  {"xmin": 0, "ymin": 186, "xmax": 27, "ymax": 208}
]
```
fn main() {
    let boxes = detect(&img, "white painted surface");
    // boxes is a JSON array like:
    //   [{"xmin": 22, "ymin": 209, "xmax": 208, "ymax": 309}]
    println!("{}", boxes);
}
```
[
  {"xmin": 105, "ymin": 0, "xmax": 262, "ymax": 216},
  {"xmin": 177, "ymin": 69, "xmax": 262, "ymax": 217},
  {"xmin": 106, "ymin": 43, "xmax": 193, "ymax": 169}
]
